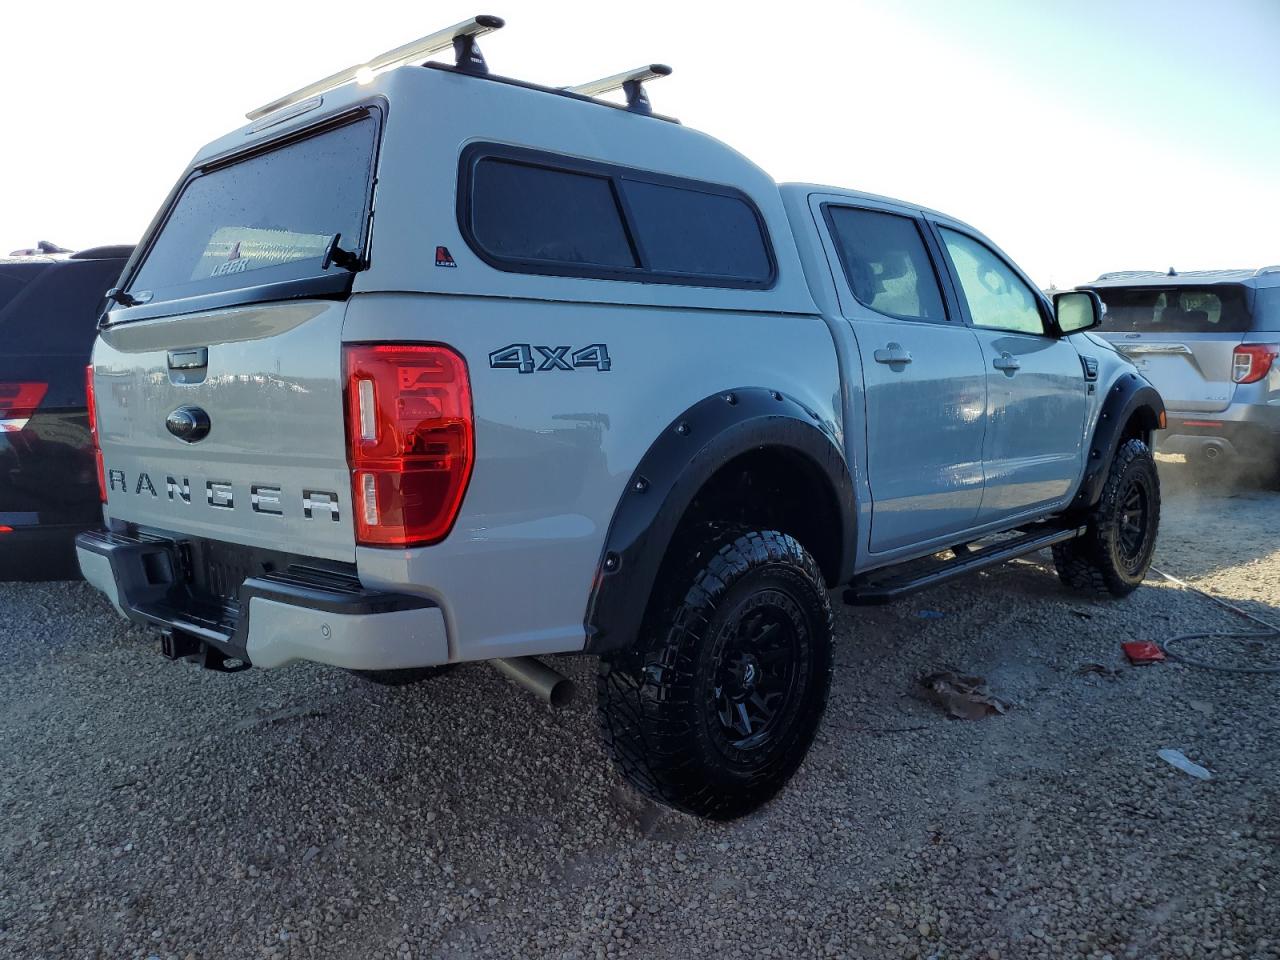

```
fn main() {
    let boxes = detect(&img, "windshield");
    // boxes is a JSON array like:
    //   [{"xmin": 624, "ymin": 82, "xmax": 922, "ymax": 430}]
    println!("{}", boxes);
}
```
[
  {"xmin": 128, "ymin": 113, "xmax": 377, "ymax": 304},
  {"xmin": 1095, "ymin": 284, "xmax": 1252, "ymax": 334}
]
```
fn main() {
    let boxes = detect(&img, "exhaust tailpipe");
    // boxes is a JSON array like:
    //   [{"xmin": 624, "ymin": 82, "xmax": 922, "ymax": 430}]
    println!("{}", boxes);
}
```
[
  {"xmin": 491, "ymin": 656, "xmax": 575, "ymax": 708},
  {"xmin": 1202, "ymin": 442, "xmax": 1224, "ymax": 462}
]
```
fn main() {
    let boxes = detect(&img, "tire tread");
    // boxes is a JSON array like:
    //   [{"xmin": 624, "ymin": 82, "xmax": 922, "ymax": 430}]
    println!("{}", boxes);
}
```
[{"xmin": 596, "ymin": 527, "xmax": 832, "ymax": 820}]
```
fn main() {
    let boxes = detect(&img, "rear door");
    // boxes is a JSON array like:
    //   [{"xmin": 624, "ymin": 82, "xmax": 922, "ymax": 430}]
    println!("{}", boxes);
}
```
[
  {"xmin": 1091, "ymin": 285, "xmax": 1251, "ymax": 413},
  {"xmin": 92, "ymin": 109, "xmax": 381, "ymax": 563},
  {"xmin": 819, "ymin": 201, "xmax": 987, "ymax": 553}
]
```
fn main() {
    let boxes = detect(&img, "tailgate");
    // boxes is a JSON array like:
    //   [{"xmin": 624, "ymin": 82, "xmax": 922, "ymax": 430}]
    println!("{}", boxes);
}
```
[
  {"xmin": 1108, "ymin": 332, "xmax": 1241, "ymax": 413},
  {"xmin": 93, "ymin": 300, "xmax": 355, "ymax": 562}
]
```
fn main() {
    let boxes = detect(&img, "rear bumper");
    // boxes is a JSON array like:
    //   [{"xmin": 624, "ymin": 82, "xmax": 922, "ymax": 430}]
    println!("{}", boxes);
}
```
[
  {"xmin": 1161, "ymin": 404, "xmax": 1280, "ymax": 462},
  {"xmin": 75, "ymin": 529, "xmax": 449, "ymax": 671}
]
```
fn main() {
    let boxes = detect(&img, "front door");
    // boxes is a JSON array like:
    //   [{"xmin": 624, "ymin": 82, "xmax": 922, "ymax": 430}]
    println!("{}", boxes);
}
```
[
  {"xmin": 933, "ymin": 224, "xmax": 1089, "ymax": 523},
  {"xmin": 822, "ymin": 203, "xmax": 987, "ymax": 553}
]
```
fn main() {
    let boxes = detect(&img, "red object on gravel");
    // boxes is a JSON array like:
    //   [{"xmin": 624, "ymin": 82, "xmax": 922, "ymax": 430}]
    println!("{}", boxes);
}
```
[{"xmin": 1122, "ymin": 641, "xmax": 1166, "ymax": 665}]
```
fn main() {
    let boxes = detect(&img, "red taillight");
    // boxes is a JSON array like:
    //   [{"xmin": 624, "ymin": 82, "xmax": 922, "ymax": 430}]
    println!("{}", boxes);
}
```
[
  {"xmin": 1232, "ymin": 343, "xmax": 1278, "ymax": 384},
  {"xmin": 0, "ymin": 381, "xmax": 48, "ymax": 432},
  {"xmin": 85, "ymin": 365, "xmax": 106, "ymax": 502},
  {"xmin": 343, "ymin": 344, "xmax": 474, "ymax": 547}
]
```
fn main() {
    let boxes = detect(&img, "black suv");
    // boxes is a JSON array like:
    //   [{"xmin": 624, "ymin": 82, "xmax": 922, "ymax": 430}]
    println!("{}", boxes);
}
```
[{"xmin": 0, "ymin": 245, "xmax": 133, "ymax": 579}]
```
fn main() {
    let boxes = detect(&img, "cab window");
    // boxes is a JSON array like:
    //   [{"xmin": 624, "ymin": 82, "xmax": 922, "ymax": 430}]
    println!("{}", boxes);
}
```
[
  {"xmin": 939, "ymin": 228, "xmax": 1045, "ymax": 335},
  {"xmin": 824, "ymin": 206, "xmax": 947, "ymax": 321}
]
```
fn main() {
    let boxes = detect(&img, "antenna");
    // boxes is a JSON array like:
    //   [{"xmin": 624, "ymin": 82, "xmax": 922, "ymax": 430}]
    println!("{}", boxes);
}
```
[
  {"xmin": 246, "ymin": 14, "xmax": 506, "ymax": 121},
  {"xmin": 567, "ymin": 64, "xmax": 672, "ymax": 115}
]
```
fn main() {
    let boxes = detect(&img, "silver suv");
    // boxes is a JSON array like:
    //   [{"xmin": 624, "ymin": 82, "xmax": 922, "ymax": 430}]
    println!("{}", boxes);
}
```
[{"xmin": 1086, "ymin": 268, "xmax": 1280, "ymax": 478}]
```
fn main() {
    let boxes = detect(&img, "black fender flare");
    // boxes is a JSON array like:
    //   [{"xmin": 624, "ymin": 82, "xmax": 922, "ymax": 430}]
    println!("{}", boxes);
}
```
[
  {"xmin": 583, "ymin": 387, "xmax": 856, "ymax": 656},
  {"xmin": 1073, "ymin": 371, "xmax": 1165, "ymax": 510}
]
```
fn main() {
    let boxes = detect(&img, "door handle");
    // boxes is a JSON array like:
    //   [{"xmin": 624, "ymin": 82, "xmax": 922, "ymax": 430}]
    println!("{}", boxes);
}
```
[
  {"xmin": 873, "ymin": 343, "xmax": 912, "ymax": 365},
  {"xmin": 992, "ymin": 353, "xmax": 1021, "ymax": 372}
]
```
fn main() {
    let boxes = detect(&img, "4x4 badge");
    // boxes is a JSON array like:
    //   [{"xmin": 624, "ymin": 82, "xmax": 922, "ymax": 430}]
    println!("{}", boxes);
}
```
[
  {"xmin": 489, "ymin": 343, "xmax": 611, "ymax": 373},
  {"xmin": 435, "ymin": 245, "xmax": 457, "ymax": 268}
]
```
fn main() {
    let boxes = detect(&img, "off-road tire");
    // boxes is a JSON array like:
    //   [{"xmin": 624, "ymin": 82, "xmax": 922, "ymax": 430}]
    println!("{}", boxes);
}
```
[
  {"xmin": 349, "ymin": 665, "xmax": 454, "ymax": 686},
  {"xmin": 1053, "ymin": 438, "xmax": 1161, "ymax": 597},
  {"xmin": 597, "ymin": 526, "xmax": 833, "ymax": 821}
]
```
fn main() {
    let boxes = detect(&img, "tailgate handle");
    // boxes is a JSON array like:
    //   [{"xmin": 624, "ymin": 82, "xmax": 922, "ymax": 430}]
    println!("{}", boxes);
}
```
[{"xmin": 168, "ymin": 348, "xmax": 208, "ymax": 370}]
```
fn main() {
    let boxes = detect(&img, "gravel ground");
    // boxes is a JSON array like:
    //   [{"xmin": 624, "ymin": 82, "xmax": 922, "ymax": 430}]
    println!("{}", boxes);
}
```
[{"xmin": 2, "ymin": 460, "xmax": 1277, "ymax": 960}]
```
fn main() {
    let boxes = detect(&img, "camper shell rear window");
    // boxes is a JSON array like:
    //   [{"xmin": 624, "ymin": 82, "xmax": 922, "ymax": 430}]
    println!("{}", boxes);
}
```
[
  {"xmin": 124, "ymin": 109, "xmax": 380, "ymax": 310},
  {"xmin": 458, "ymin": 145, "xmax": 776, "ymax": 289}
]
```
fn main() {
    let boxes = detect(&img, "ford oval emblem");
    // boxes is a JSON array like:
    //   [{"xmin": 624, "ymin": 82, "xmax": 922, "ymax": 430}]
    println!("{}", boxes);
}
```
[{"xmin": 166, "ymin": 406, "xmax": 211, "ymax": 443}]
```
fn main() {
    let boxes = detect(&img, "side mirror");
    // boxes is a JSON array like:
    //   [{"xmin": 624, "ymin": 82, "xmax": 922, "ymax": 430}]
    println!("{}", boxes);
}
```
[{"xmin": 1054, "ymin": 289, "xmax": 1102, "ymax": 335}]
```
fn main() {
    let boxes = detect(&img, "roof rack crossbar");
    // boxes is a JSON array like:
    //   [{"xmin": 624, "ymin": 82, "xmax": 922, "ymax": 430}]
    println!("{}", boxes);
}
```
[
  {"xmin": 567, "ymin": 64, "xmax": 671, "ymax": 115},
  {"xmin": 246, "ymin": 14, "xmax": 506, "ymax": 121}
]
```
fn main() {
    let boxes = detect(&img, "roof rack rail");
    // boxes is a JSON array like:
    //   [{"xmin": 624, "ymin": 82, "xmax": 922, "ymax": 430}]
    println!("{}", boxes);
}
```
[
  {"xmin": 567, "ymin": 64, "xmax": 672, "ymax": 115},
  {"xmin": 246, "ymin": 14, "xmax": 506, "ymax": 121},
  {"xmin": 1093, "ymin": 270, "xmax": 1163, "ymax": 281},
  {"xmin": 1254, "ymin": 265, "xmax": 1280, "ymax": 277}
]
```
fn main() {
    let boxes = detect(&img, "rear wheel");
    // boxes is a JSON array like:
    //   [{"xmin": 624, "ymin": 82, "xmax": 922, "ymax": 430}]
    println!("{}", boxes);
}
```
[
  {"xmin": 597, "ymin": 526, "xmax": 832, "ymax": 821},
  {"xmin": 1053, "ymin": 438, "xmax": 1161, "ymax": 597}
]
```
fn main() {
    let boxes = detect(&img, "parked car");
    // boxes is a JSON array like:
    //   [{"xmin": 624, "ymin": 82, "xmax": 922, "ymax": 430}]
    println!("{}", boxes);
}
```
[
  {"xmin": 0, "ymin": 244, "xmax": 133, "ymax": 579},
  {"xmin": 74, "ymin": 16, "xmax": 1163, "ymax": 820},
  {"xmin": 1085, "ymin": 268, "xmax": 1280, "ymax": 480}
]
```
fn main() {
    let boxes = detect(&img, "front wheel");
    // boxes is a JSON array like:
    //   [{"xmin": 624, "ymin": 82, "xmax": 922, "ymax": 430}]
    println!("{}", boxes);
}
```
[
  {"xmin": 1053, "ymin": 438, "xmax": 1161, "ymax": 597},
  {"xmin": 597, "ymin": 527, "xmax": 833, "ymax": 821}
]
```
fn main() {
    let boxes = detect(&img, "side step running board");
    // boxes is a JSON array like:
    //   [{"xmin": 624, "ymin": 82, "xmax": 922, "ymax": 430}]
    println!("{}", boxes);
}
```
[{"xmin": 843, "ymin": 523, "xmax": 1085, "ymax": 606}]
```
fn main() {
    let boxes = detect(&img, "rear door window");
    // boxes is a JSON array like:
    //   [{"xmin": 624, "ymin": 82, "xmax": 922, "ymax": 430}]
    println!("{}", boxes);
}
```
[
  {"xmin": 128, "ymin": 113, "xmax": 378, "ymax": 305},
  {"xmin": 939, "ymin": 228, "xmax": 1046, "ymax": 335},
  {"xmin": 824, "ymin": 206, "xmax": 947, "ymax": 321},
  {"xmin": 1252, "ymin": 286, "xmax": 1280, "ymax": 331},
  {"xmin": 1095, "ymin": 285, "xmax": 1253, "ymax": 333}
]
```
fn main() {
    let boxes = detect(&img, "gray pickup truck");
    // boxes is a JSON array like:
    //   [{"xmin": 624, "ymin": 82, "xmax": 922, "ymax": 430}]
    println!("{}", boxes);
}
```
[{"xmin": 76, "ymin": 16, "xmax": 1165, "ymax": 820}]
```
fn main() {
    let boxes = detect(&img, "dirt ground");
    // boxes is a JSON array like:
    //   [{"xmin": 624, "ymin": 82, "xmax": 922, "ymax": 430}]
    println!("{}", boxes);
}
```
[{"xmin": 1, "ymin": 458, "xmax": 1277, "ymax": 960}]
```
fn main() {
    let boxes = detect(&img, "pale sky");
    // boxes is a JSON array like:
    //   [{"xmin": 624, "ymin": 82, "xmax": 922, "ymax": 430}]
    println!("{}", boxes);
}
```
[{"xmin": 2, "ymin": 0, "xmax": 1276, "ymax": 287}]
